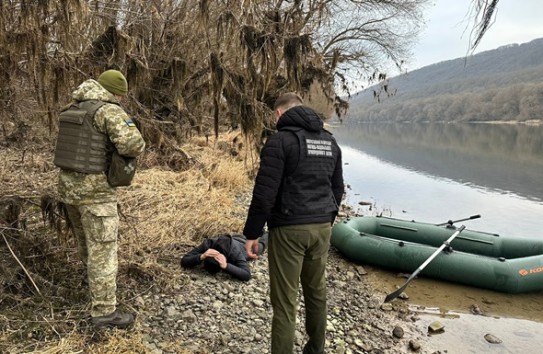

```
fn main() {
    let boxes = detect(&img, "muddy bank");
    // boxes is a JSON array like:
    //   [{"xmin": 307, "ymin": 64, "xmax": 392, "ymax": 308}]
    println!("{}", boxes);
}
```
[{"xmin": 366, "ymin": 266, "xmax": 543, "ymax": 353}]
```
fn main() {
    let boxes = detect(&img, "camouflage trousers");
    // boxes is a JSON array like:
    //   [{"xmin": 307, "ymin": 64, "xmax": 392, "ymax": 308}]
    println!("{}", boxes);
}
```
[{"xmin": 66, "ymin": 202, "xmax": 119, "ymax": 317}]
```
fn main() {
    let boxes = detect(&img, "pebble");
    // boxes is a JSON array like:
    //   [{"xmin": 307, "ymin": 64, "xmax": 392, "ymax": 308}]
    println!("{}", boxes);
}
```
[
  {"xmin": 484, "ymin": 333, "xmax": 503, "ymax": 344},
  {"xmin": 380, "ymin": 303, "xmax": 394, "ymax": 311},
  {"xmin": 409, "ymin": 339, "xmax": 422, "ymax": 351},
  {"xmin": 428, "ymin": 321, "xmax": 445, "ymax": 334},
  {"xmin": 136, "ymin": 248, "xmax": 436, "ymax": 353},
  {"xmin": 393, "ymin": 326, "xmax": 404, "ymax": 338},
  {"xmin": 470, "ymin": 304, "xmax": 483, "ymax": 315}
]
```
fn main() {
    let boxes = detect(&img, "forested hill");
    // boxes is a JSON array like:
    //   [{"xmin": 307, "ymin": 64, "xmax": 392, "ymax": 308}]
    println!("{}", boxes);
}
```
[{"xmin": 345, "ymin": 38, "xmax": 543, "ymax": 123}]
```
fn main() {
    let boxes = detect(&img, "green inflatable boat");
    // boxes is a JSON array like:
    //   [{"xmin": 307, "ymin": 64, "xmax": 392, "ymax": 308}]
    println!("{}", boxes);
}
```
[{"xmin": 331, "ymin": 216, "xmax": 543, "ymax": 293}]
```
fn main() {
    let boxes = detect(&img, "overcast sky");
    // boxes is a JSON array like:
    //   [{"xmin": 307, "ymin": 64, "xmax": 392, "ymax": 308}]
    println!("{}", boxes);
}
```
[{"xmin": 408, "ymin": 0, "xmax": 543, "ymax": 70}]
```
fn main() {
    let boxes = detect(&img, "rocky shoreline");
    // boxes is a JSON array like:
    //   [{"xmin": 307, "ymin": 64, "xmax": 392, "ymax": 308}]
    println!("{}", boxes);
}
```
[
  {"xmin": 134, "ymin": 242, "xmax": 438, "ymax": 354},
  {"xmin": 0, "ymin": 145, "xmax": 441, "ymax": 353},
  {"xmin": 124, "ymin": 189, "xmax": 441, "ymax": 353}
]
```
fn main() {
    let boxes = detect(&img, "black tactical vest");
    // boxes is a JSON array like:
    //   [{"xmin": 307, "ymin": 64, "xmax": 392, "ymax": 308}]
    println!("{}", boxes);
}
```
[
  {"xmin": 54, "ymin": 100, "xmax": 111, "ymax": 174},
  {"xmin": 279, "ymin": 127, "xmax": 339, "ymax": 216}
]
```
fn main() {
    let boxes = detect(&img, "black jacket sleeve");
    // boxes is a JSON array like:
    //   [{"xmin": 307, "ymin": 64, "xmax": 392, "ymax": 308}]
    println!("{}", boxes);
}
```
[
  {"xmin": 243, "ymin": 133, "xmax": 285, "ymax": 239},
  {"xmin": 224, "ymin": 258, "xmax": 251, "ymax": 281},
  {"xmin": 180, "ymin": 239, "xmax": 215, "ymax": 268},
  {"xmin": 224, "ymin": 241, "xmax": 252, "ymax": 281},
  {"xmin": 331, "ymin": 143, "xmax": 344, "ymax": 209}
]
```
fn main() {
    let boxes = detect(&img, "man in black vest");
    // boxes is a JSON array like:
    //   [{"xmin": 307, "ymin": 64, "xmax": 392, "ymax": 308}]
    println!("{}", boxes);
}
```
[{"xmin": 243, "ymin": 93, "xmax": 344, "ymax": 354}]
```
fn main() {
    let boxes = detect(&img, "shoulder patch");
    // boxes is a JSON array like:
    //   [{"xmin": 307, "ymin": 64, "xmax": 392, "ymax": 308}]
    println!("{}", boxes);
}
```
[{"xmin": 125, "ymin": 119, "xmax": 136, "ymax": 127}]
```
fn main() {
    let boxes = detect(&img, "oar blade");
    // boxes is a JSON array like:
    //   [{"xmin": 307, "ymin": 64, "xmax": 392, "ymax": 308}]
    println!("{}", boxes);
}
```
[
  {"xmin": 383, "ymin": 225, "xmax": 467, "ymax": 303},
  {"xmin": 384, "ymin": 272, "xmax": 417, "ymax": 302},
  {"xmin": 384, "ymin": 287, "xmax": 405, "ymax": 303}
]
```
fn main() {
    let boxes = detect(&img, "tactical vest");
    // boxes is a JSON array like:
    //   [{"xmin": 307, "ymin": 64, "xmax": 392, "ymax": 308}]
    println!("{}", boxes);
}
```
[
  {"xmin": 279, "ymin": 127, "xmax": 339, "ymax": 216},
  {"xmin": 54, "ymin": 100, "xmax": 112, "ymax": 174}
]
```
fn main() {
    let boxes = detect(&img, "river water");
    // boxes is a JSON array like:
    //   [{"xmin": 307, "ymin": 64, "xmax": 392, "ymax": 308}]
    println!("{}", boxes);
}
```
[
  {"xmin": 329, "ymin": 122, "xmax": 543, "ymax": 353},
  {"xmin": 330, "ymin": 122, "xmax": 543, "ymax": 239}
]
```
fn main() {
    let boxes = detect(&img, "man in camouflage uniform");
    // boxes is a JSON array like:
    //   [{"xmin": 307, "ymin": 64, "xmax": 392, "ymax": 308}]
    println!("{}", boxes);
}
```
[{"xmin": 54, "ymin": 70, "xmax": 145, "ymax": 329}]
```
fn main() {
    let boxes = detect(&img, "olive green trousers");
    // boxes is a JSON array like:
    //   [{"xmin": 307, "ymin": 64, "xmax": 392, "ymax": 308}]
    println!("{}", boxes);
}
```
[{"xmin": 269, "ymin": 223, "xmax": 331, "ymax": 354}]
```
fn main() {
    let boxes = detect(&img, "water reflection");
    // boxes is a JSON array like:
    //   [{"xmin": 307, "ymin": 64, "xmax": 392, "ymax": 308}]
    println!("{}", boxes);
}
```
[
  {"xmin": 332, "ymin": 123, "xmax": 543, "ymax": 201},
  {"xmin": 332, "ymin": 123, "xmax": 543, "ymax": 347},
  {"xmin": 330, "ymin": 123, "xmax": 543, "ymax": 239}
]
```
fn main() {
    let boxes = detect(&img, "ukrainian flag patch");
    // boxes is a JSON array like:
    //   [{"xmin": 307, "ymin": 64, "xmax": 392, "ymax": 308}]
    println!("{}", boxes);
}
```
[{"xmin": 125, "ymin": 119, "xmax": 136, "ymax": 127}]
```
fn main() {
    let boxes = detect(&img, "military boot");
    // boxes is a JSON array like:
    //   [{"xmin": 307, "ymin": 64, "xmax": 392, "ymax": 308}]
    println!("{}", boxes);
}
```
[{"xmin": 92, "ymin": 309, "xmax": 135, "ymax": 329}]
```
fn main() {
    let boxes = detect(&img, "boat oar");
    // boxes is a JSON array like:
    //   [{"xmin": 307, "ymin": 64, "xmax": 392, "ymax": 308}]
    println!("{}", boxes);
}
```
[
  {"xmin": 436, "ymin": 214, "xmax": 480, "ymax": 227},
  {"xmin": 384, "ymin": 225, "xmax": 467, "ymax": 303}
]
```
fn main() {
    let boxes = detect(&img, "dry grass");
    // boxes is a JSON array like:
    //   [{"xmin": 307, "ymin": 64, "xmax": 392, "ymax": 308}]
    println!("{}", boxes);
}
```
[
  {"xmin": 0, "ymin": 131, "xmax": 257, "ymax": 353},
  {"xmin": 4, "ymin": 330, "xmax": 193, "ymax": 354},
  {"xmin": 119, "ymin": 159, "xmax": 246, "ymax": 247}
]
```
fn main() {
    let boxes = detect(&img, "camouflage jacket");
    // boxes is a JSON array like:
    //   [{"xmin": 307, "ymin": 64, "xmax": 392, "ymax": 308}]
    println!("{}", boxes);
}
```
[{"xmin": 58, "ymin": 79, "xmax": 146, "ymax": 205}]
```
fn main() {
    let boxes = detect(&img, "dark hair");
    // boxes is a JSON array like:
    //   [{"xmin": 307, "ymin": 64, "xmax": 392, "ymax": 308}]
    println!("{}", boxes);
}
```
[
  {"xmin": 203, "ymin": 257, "xmax": 221, "ymax": 274},
  {"xmin": 212, "ymin": 235, "xmax": 232, "ymax": 257},
  {"xmin": 202, "ymin": 235, "xmax": 232, "ymax": 275}
]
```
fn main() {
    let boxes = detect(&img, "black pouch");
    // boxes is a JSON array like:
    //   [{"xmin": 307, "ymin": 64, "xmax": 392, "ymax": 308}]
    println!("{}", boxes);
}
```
[{"xmin": 107, "ymin": 151, "xmax": 137, "ymax": 187}]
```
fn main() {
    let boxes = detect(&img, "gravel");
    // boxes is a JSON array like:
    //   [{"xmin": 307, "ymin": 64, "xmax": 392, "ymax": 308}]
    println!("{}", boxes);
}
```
[{"xmin": 134, "ymin": 247, "xmax": 439, "ymax": 354}]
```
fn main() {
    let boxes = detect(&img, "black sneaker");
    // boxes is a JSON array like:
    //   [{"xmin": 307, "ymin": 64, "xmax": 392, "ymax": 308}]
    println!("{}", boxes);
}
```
[{"xmin": 92, "ymin": 309, "xmax": 135, "ymax": 329}]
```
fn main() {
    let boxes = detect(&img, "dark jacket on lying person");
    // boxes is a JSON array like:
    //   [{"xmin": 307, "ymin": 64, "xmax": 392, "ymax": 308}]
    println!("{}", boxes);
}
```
[{"xmin": 180, "ymin": 233, "xmax": 268, "ymax": 281}]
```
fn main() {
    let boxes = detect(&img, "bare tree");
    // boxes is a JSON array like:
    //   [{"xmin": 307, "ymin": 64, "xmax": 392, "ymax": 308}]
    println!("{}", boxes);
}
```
[
  {"xmin": 0, "ymin": 0, "xmax": 428, "ymax": 149},
  {"xmin": 315, "ymin": 1, "xmax": 426, "ymax": 89}
]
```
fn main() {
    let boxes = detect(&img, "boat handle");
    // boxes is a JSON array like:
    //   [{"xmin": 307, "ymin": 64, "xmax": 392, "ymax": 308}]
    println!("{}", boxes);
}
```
[
  {"xmin": 380, "ymin": 223, "xmax": 418, "ymax": 232},
  {"xmin": 456, "ymin": 236, "xmax": 494, "ymax": 245}
]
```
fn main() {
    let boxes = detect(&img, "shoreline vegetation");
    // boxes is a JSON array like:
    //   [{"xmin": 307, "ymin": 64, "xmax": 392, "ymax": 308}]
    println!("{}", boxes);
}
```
[
  {"xmin": 0, "ymin": 131, "xmax": 439, "ymax": 353},
  {"xmin": 345, "ymin": 38, "xmax": 543, "ymax": 126},
  {"xmin": 473, "ymin": 119, "xmax": 543, "ymax": 125}
]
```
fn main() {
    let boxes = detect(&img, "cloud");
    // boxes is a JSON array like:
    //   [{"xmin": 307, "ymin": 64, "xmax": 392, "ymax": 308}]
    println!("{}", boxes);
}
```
[{"xmin": 409, "ymin": 0, "xmax": 543, "ymax": 70}]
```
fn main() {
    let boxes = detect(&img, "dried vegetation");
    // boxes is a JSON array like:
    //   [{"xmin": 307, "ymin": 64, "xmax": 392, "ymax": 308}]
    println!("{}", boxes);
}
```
[
  {"xmin": 0, "ymin": 130, "xmax": 253, "ymax": 353},
  {"xmin": 0, "ymin": 0, "xmax": 432, "ymax": 352}
]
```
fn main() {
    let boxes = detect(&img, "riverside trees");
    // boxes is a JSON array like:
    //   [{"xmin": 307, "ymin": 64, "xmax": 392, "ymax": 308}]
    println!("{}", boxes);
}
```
[{"xmin": 0, "ymin": 0, "xmax": 427, "ymax": 146}]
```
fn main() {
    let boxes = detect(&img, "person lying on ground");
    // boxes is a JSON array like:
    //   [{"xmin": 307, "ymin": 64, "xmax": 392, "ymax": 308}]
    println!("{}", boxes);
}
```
[{"xmin": 180, "ymin": 233, "xmax": 268, "ymax": 281}]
